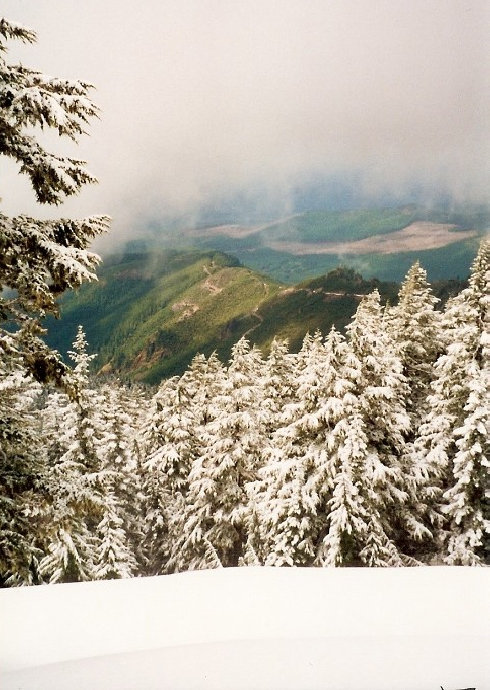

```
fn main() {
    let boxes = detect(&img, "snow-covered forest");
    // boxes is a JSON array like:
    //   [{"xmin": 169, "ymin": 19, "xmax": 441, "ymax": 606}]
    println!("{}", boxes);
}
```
[
  {"xmin": 2, "ymin": 243, "xmax": 489, "ymax": 586},
  {"xmin": 0, "ymin": 17, "xmax": 488, "ymax": 588}
]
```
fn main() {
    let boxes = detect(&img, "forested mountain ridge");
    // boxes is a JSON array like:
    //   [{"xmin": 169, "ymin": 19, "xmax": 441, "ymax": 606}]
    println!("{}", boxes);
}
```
[
  {"xmin": 45, "ymin": 249, "xmax": 281, "ymax": 383},
  {"xmin": 45, "ymin": 249, "xmax": 464, "ymax": 384}
]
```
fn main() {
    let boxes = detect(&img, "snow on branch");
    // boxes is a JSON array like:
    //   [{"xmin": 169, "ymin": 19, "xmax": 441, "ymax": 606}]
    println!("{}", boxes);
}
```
[{"xmin": 0, "ymin": 18, "xmax": 37, "ymax": 48}]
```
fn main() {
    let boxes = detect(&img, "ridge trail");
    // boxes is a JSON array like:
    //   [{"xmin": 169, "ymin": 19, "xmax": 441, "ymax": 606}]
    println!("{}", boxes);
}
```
[
  {"xmin": 242, "ymin": 281, "xmax": 269, "ymax": 340},
  {"xmin": 202, "ymin": 262, "xmax": 223, "ymax": 294}
]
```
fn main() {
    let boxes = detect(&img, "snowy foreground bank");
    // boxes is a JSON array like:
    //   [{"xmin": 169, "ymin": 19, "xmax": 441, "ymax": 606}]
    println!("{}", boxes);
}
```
[{"xmin": 1, "ymin": 567, "xmax": 488, "ymax": 690}]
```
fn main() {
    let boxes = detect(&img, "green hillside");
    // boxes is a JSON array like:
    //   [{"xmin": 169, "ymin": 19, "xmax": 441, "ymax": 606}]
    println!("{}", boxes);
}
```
[
  {"xmin": 259, "ymin": 207, "xmax": 419, "ymax": 243},
  {"xmin": 243, "ymin": 268, "xmax": 400, "ymax": 352},
  {"xmin": 45, "ymin": 250, "xmax": 414, "ymax": 384},
  {"xmin": 260, "ymin": 203, "xmax": 489, "ymax": 244},
  {"xmin": 45, "ymin": 249, "xmax": 280, "ymax": 383}
]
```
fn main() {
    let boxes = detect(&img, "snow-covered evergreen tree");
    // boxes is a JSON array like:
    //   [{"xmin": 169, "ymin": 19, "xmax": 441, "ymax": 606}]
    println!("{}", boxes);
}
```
[
  {"xmin": 320, "ymin": 408, "xmax": 377, "ymax": 566},
  {"xmin": 243, "ymin": 337, "xmax": 302, "ymax": 566},
  {"xmin": 292, "ymin": 331, "xmax": 326, "ymax": 416},
  {"xmin": 0, "ymin": 18, "xmax": 109, "ymax": 389},
  {"xmin": 387, "ymin": 261, "xmax": 441, "ymax": 426},
  {"xmin": 0, "ymin": 355, "xmax": 46, "ymax": 585},
  {"xmin": 260, "ymin": 338, "xmax": 297, "ymax": 433},
  {"xmin": 40, "ymin": 328, "xmax": 108, "ymax": 582},
  {"xmin": 140, "ymin": 352, "xmax": 228, "ymax": 574},
  {"xmin": 319, "ymin": 292, "xmax": 413, "ymax": 566},
  {"xmin": 415, "ymin": 240, "xmax": 489, "ymax": 565},
  {"xmin": 93, "ymin": 489, "xmax": 137, "ymax": 580},
  {"xmin": 140, "ymin": 375, "xmax": 195, "ymax": 575},
  {"xmin": 248, "ymin": 330, "xmax": 339, "ymax": 566},
  {"xmin": 172, "ymin": 339, "xmax": 265, "ymax": 571},
  {"xmin": 0, "ymin": 18, "xmax": 108, "ymax": 585},
  {"xmin": 97, "ymin": 380, "xmax": 145, "ymax": 574}
]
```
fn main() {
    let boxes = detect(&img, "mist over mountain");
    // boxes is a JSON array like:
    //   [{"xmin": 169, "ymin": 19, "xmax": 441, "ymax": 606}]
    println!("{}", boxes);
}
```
[
  {"xmin": 101, "ymin": 177, "xmax": 489, "ymax": 253},
  {"xmin": 113, "ymin": 200, "xmax": 488, "ymax": 286},
  {"xmin": 2, "ymin": 1, "xmax": 488, "ymax": 254}
]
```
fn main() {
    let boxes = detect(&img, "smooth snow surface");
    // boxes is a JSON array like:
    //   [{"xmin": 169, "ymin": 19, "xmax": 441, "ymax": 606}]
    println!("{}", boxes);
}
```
[{"xmin": 1, "ymin": 566, "xmax": 488, "ymax": 690}]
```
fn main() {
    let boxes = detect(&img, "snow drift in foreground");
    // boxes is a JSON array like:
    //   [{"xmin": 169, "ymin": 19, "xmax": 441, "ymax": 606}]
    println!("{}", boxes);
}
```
[{"xmin": 1, "ymin": 566, "xmax": 488, "ymax": 690}]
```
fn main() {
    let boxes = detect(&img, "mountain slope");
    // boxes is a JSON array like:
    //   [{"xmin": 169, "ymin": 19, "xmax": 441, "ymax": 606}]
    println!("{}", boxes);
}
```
[
  {"xmin": 45, "ymin": 249, "xmax": 281, "ymax": 382},
  {"xmin": 45, "ymin": 249, "xmax": 463, "ymax": 384}
]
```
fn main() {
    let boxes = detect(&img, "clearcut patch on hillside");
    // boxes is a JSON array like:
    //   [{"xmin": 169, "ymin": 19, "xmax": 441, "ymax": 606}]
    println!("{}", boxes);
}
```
[{"xmin": 266, "ymin": 222, "xmax": 478, "ymax": 255}]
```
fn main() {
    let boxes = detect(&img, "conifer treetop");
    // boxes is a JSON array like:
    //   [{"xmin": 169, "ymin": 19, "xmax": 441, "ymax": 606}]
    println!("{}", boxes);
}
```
[{"xmin": 0, "ymin": 17, "xmax": 101, "ymax": 204}]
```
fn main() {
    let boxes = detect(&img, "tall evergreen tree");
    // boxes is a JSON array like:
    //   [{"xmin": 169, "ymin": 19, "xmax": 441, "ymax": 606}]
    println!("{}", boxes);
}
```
[
  {"xmin": 40, "ymin": 328, "xmax": 107, "ymax": 582},
  {"xmin": 140, "ymin": 375, "xmax": 195, "ymax": 575},
  {"xmin": 387, "ymin": 261, "xmax": 441, "ymax": 426},
  {"xmin": 0, "ymin": 356, "xmax": 46, "ymax": 584},
  {"xmin": 260, "ymin": 338, "xmax": 297, "ymax": 434},
  {"xmin": 141, "ymin": 353, "xmax": 227, "ymax": 574},
  {"xmin": 248, "ymin": 330, "xmax": 343, "ymax": 566},
  {"xmin": 0, "ymin": 18, "xmax": 109, "ymax": 389},
  {"xmin": 93, "ymin": 489, "xmax": 137, "ymax": 580},
  {"xmin": 415, "ymin": 240, "xmax": 489, "ymax": 564},
  {"xmin": 320, "ymin": 292, "xmax": 412, "ymax": 566},
  {"xmin": 0, "ymin": 18, "xmax": 108, "ymax": 585},
  {"xmin": 173, "ymin": 339, "xmax": 265, "ymax": 570},
  {"xmin": 97, "ymin": 380, "xmax": 144, "ymax": 575}
]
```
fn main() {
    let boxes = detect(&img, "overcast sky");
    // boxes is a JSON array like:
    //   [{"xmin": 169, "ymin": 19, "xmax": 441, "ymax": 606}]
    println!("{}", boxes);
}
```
[{"xmin": 1, "ymin": 0, "xmax": 489, "ymax": 244}]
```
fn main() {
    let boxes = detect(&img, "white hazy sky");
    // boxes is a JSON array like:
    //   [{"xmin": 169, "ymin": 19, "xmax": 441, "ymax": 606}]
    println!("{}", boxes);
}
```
[{"xmin": 1, "ymin": 0, "xmax": 489, "ymax": 241}]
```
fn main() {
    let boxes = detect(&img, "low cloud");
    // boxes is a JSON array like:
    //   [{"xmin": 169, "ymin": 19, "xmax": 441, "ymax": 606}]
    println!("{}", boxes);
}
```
[{"xmin": 1, "ymin": 0, "xmax": 488, "ymax": 250}]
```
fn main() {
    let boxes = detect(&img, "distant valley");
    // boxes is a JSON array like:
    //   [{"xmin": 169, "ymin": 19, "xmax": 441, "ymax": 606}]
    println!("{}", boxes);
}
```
[{"xmin": 158, "ymin": 204, "xmax": 488, "ymax": 283}]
